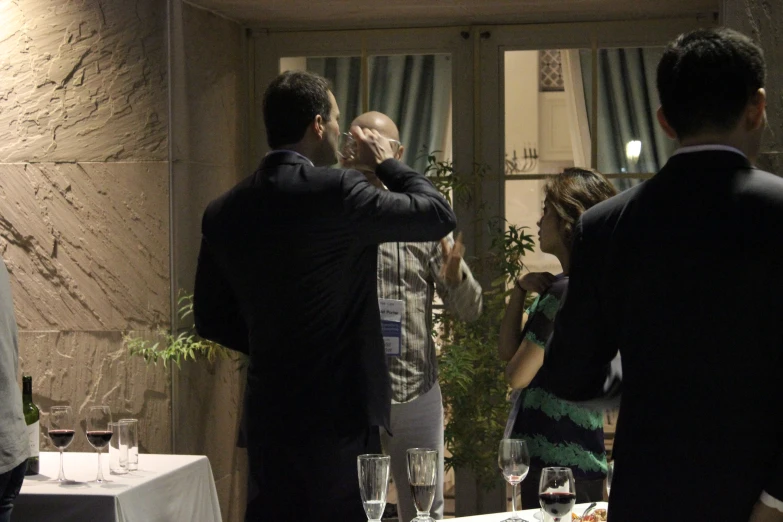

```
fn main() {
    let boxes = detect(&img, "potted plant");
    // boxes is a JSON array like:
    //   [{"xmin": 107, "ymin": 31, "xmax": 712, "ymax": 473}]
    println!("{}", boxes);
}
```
[{"xmin": 424, "ymin": 152, "xmax": 536, "ymax": 512}]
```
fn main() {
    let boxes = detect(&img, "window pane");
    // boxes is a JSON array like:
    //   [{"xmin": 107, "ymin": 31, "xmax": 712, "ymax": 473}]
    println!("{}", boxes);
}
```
[
  {"xmin": 580, "ymin": 47, "xmax": 676, "ymax": 174},
  {"xmin": 369, "ymin": 54, "xmax": 452, "ymax": 174}
]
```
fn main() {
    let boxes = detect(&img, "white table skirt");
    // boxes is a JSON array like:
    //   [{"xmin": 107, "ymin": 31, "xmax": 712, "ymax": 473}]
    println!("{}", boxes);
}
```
[
  {"xmin": 14, "ymin": 452, "xmax": 222, "ymax": 522},
  {"xmin": 451, "ymin": 501, "xmax": 609, "ymax": 521}
]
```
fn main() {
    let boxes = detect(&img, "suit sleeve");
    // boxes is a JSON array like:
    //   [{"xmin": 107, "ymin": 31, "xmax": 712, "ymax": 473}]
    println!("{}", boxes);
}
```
[
  {"xmin": 536, "ymin": 217, "xmax": 621, "ymax": 405},
  {"xmin": 343, "ymin": 159, "xmax": 457, "ymax": 244},
  {"xmin": 193, "ymin": 235, "xmax": 250, "ymax": 355}
]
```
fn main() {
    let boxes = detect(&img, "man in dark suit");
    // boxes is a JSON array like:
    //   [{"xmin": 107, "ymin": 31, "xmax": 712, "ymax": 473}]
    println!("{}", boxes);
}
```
[
  {"xmin": 540, "ymin": 28, "xmax": 783, "ymax": 521},
  {"xmin": 193, "ymin": 71, "xmax": 456, "ymax": 521}
]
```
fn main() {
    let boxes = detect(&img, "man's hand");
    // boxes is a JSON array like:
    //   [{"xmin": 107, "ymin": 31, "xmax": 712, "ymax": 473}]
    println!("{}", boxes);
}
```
[
  {"xmin": 750, "ymin": 501, "xmax": 783, "ymax": 522},
  {"xmin": 352, "ymin": 126, "xmax": 395, "ymax": 170},
  {"xmin": 440, "ymin": 232, "xmax": 466, "ymax": 286},
  {"xmin": 516, "ymin": 272, "xmax": 557, "ymax": 294}
]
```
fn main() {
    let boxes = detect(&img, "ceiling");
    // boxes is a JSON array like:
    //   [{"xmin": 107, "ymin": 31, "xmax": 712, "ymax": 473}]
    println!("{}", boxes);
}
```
[{"xmin": 185, "ymin": 0, "xmax": 720, "ymax": 30}]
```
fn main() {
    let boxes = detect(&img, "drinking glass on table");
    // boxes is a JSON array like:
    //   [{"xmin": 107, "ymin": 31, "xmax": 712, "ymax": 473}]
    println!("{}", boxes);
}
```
[
  {"xmin": 357, "ymin": 454, "xmax": 391, "ymax": 522},
  {"xmin": 48, "ymin": 406, "xmax": 75, "ymax": 482},
  {"xmin": 407, "ymin": 448, "xmax": 437, "ymax": 522},
  {"xmin": 86, "ymin": 405, "xmax": 112, "ymax": 483},
  {"xmin": 498, "ymin": 439, "xmax": 530, "ymax": 522},
  {"xmin": 538, "ymin": 467, "xmax": 576, "ymax": 522}
]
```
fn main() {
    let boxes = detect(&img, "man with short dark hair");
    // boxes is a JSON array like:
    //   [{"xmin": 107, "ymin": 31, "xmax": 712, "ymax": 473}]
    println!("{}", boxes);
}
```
[
  {"xmin": 0, "ymin": 259, "xmax": 28, "ymax": 522},
  {"xmin": 539, "ymin": 28, "xmax": 783, "ymax": 521},
  {"xmin": 194, "ymin": 71, "xmax": 457, "ymax": 521}
]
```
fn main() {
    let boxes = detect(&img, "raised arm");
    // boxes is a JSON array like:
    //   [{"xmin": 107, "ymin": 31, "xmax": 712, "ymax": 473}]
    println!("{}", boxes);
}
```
[
  {"xmin": 344, "ymin": 126, "xmax": 456, "ymax": 244},
  {"xmin": 193, "ymin": 235, "xmax": 249, "ymax": 354},
  {"xmin": 430, "ymin": 234, "xmax": 483, "ymax": 322},
  {"xmin": 498, "ymin": 273, "xmax": 555, "ymax": 361}
]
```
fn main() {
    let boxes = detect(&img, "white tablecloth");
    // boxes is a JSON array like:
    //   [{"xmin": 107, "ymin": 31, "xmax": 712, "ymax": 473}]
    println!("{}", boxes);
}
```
[
  {"xmin": 452, "ymin": 501, "xmax": 609, "ymax": 521},
  {"xmin": 14, "ymin": 452, "xmax": 222, "ymax": 522}
]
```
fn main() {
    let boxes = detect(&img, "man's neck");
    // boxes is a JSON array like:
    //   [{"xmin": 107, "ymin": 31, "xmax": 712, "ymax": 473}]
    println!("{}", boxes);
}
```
[
  {"xmin": 678, "ymin": 132, "xmax": 755, "ymax": 162},
  {"xmin": 275, "ymin": 143, "xmax": 316, "ymax": 163}
]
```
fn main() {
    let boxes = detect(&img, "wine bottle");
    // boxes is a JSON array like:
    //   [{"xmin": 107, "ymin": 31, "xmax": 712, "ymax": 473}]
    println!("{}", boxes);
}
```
[{"xmin": 22, "ymin": 375, "xmax": 40, "ymax": 475}]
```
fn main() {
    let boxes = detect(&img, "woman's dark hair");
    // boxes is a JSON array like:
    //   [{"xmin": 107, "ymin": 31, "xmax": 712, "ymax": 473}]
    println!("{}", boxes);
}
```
[
  {"xmin": 656, "ymin": 28, "xmax": 765, "ymax": 139},
  {"xmin": 544, "ymin": 168, "xmax": 617, "ymax": 247},
  {"xmin": 263, "ymin": 71, "xmax": 333, "ymax": 149}
]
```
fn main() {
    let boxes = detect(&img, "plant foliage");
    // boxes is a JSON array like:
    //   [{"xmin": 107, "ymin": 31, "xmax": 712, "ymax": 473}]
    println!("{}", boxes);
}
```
[
  {"xmin": 124, "ymin": 293, "xmax": 232, "ymax": 368},
  {"xmin": 426, "ymin": 153, "xmax": 536, "ymax": 490}
]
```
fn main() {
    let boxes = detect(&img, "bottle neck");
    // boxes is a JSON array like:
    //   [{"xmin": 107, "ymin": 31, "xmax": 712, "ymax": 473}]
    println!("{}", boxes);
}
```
[{"xmin": 22, "ymin": 378, "xmax": 32, "ymax": 400}]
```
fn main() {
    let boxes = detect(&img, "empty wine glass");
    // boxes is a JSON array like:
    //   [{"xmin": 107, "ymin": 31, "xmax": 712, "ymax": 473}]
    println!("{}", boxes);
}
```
[
  {"xmin": 498, "ymin": 439, "xmax": 530, "ymax": 522},
  {"xmin": 407, "ymin": 448, "xmax": 437, "ymax": 522},
  {"xmin": 48, "ymin": 406, "xmax": 75, "ymax": 482},
  {"xmin": 357, "ymin": 454, "xmax": 390, "ymax": 522},
  {"xmin": 538, "ymin": 467, "xmax": 576, "ymax": 522},
  {"xmin": 606, "ymin": 460, "xmax": 614, "ymax": 498},
  {"xmin": 86, "ymin": 405, "xmax": 112, "ymax": 483}
]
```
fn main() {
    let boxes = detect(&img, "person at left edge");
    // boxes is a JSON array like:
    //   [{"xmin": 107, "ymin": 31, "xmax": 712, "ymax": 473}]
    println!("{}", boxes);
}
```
[{"xmin": 193, "ymin": 70, "xmax": 457, "ymax": 522}]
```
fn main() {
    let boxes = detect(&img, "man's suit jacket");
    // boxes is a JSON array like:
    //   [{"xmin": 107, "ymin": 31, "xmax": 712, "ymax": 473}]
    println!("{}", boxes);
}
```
[
  {"xmin": 193, "ymin": 152, "xmax": 456, "ymax": 441},
  {"xmin": 540, "ymin": 150, "xmax": 783, "ymax": 521}
]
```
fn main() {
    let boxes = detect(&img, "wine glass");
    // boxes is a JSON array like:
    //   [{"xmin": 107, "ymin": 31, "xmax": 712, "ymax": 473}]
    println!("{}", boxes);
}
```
[
  {"xmin": 407, "ymin": 448, "xmax": 437, "ymax": 522},
  {"xmin": 48, "ymin": 406, "xmax": 75, "ymax": 482},
  {"xmin": 498, "ymin": 439, "xmax": 530, "ymax": 522},
  {"xmin": 357, "ymin": 454, "xmax": 390, "ymax": 522},
  {"xmin": 86, "ymin": 405, "xmax": 112, "ymax": 483},
  {"xmin": 606, "ymin": 460, "xmax": 614, "ymax": 498},
  {"xmin": 538, "ymin": 467, "xmax": 576, "ymax": 522}
]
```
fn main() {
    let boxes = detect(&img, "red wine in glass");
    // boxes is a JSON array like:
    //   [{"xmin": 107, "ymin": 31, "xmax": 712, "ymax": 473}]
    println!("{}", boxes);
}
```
[
  {"xmin": 86, "ymin": 431, "xmax": 113, "ymax": 449},
  {"xmin": 49, "ymin": 430, "xmax": 75, "ymax": 449},
  {"xmin": 48, "ymin": 406, "xmax": 75, "ymax": 482},
  {"xmin": 539, "ymin": 492, "xmax": 576, "ymax": 518},
  {"xmin": 86, "ymin": 405, "xmax": 112, "ymax": 483}
]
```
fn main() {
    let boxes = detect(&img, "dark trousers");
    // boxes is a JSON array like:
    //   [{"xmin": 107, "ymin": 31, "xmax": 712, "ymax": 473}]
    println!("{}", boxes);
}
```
[
  {"xmin": 520, "ymin": 468, "xmax": 605, "ymax": 511},
  {"xmin": 244, "ymin": 427, "xmax": 381, "ymax": 522},
  {"xmin": 0, "ymin": 461, "xmax": 26, "ymax": 522}
]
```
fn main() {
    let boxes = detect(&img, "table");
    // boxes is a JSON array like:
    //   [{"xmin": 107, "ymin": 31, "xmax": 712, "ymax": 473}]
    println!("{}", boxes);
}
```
[
  {"xmin": 452, "ymin": 501, "xmax": 609, "ymax": 521},
  {"xmin": 14, "ymin": 452, "xmax": 222, "ymax": 522}
]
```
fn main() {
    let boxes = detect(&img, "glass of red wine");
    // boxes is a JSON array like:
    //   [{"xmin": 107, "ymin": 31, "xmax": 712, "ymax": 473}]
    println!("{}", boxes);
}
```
[
  {"xmin": 48, "ymin": 406, "xmax": 75, "ymax": 482},
  {"xmin": 86, "ymin": 405, "xmax": 112, "ymax": 483},
  {"xmin": 406, "ymin": 448, "xmax": 437, "ymax": 522},
  {"xmin": 498, "ymin": 439, "xmax": 530, "ymax": 522},
  {"xmin": 538, "ymin": 467, "xmax": 576, "ymax": 522}
]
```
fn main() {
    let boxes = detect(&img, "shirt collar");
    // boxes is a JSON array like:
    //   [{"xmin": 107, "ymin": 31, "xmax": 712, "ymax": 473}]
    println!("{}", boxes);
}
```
[
  {"xmin": 672, "ymin": 144, "xmax": 747, "ymax": 159},
  {"xmin": 265, "ymin": 149, "xmax": 315, "ymax": 167}
]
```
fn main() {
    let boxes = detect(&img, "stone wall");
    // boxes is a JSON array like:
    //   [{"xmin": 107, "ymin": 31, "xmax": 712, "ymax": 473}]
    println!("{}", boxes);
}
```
[
  {"xmin": 0, "ymin": 0, "xmax": 171, "ymax": 454},
  {"xmin": 170, "ymin": 2, "xmax": 248, "ymax": 521}
]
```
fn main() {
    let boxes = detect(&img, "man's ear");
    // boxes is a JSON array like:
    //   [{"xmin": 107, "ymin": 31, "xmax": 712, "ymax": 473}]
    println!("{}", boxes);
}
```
[
  {"xmin": 745, "ymin": 88, "xmax": 767, "ymax": 131},
  {"xmin": 395, "ymin": 144, "xmax": 405, "ymax": 161},
  {"xmin": 656, "ymin": 106, "xmax": 677, "ymax": 140},
  {"xmin": 313, "ymin": 115, "xmax": 325, "ymax": 139}
]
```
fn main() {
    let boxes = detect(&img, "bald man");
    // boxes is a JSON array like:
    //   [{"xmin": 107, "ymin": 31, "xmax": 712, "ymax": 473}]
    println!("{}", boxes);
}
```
[{"xmin": 343, "ymin": 112, "xmax": 483, "ymax": 522}]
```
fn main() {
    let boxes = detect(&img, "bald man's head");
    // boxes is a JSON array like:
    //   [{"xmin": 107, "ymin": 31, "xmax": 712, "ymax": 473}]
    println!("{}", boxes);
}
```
[{"xmin": 351, "ymin": 111, "xmax": 400, "ymax": 141}]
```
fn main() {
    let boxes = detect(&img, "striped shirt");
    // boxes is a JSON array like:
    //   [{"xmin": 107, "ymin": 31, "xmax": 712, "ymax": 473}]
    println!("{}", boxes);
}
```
[{"xmin": 377, "ymin": 237, "xmax": 483, "ymax": 403}]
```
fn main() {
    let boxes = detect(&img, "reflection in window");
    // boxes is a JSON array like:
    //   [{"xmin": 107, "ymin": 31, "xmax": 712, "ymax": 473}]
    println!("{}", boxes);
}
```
[{"xmin": 580, "ymin": 48, "xmax": 676, "ymax": 180}]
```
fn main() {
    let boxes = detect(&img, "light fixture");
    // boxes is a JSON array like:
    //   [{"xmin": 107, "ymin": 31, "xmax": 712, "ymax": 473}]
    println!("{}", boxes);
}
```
[{"xmin": 625, "ymin": 140, "xmax": 642, "ymax": 164}]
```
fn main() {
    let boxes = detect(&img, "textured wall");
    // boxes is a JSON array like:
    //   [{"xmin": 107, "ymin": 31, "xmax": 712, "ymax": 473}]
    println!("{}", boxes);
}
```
[
  {"xmin": 0, "ymin": 0, "xmax": 172, "ymax": 455},
  {"xmin": 170, "ymin": 2, "xmax": 248, "ymax": 521}
]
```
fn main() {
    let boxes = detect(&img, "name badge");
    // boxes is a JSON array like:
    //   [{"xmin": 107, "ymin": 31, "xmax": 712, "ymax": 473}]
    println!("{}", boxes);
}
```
[{"xmin": 379, "ymin": 298, "xmax": 404, "ymax": 356}]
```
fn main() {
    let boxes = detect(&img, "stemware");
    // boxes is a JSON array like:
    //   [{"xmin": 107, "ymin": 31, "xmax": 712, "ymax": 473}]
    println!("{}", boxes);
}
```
[
  {"xmin": 606, "ymin": 460, "xmax": 614, "ymax": 498},
  {"xmin": 357, "ymin": 454, "xmax": 391, "ymax": 522},
  {"xmin": 48, "ymin": 406, "xmax": 75, "ymax": 482},
  {"xmin": 86, "ymin": 405, "xmax": 113, "ymax": 483},
  {"xmin": 498, "ymin": 439, "xmax": 531, "ymax": 521},
  {"xmin": 538, "ymin": 467, "xmax": 576, "ymax": 522},
  {"xmin": 407, "ymin": 448, "xmax": 438, "ymax": 522}
]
